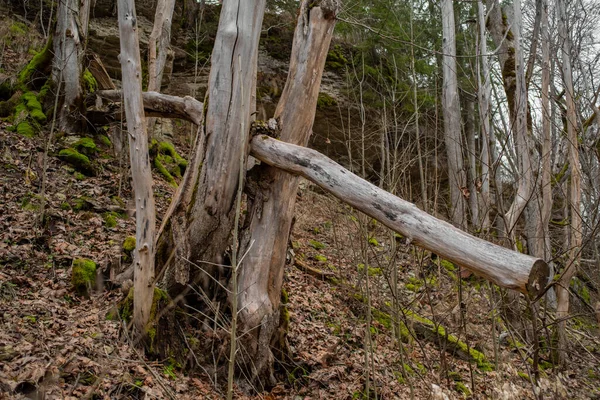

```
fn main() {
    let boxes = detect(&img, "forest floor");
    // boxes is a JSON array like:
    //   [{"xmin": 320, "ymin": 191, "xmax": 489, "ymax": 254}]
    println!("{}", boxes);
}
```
[{"xmin": 1, "ymin": 121, "xmax": 600, "ymax": 400}]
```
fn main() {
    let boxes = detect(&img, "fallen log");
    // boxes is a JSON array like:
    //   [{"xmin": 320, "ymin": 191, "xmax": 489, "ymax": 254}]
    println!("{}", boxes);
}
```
[
  {"xmin": 97, "ymin": 90, "xmax": 549, "ymax": 297},
  {"xmin": 95, "ymin": 90, "xmax": 204, "ymax": 125},
  {"xmin": 250, "ymin": 135, "xmax": 550, "ymax": 297}
]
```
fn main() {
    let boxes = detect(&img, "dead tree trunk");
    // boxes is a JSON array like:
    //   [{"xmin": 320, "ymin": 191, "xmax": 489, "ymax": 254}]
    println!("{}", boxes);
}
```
[
  {"xmin": 441, "ymin": 0, "xmax": 466, "ymax": 228},
  {"xmin": 250, "ymin": 135, "xmax": 549, "ymax": 296},
  {"xmin": 52, "ymin": 0, "xmax": 91, "ymax": 131},
  {"xmin": 147, "ymin": 0, "xmax": 176, "ymax": 137},
  {"xmin": 477, "ymin": 0, "xmax": 491, "ymax": 231},
  {"xmin": 236, "ymin": 0, "xmax": 338, "ymax": 384},
  {"xmin": 556, "ymin": 0, "xmax": 581, "ymax": 364},
  {"xmin": 117, "ymin": 0, "xmax": 157, "ymax": 336},
  {"xmin": 486, "ymin": 0, "xmax": 543, "ymax": 257}
]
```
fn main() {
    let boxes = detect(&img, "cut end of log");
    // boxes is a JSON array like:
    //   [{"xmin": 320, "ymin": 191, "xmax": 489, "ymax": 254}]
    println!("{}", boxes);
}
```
[{"xmin": 526, "ymin": 259, "xmax": 550, "ymax": 298}]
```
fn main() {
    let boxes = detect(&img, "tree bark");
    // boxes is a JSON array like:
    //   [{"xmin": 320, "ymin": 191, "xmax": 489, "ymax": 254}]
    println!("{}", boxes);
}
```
[
  {"xmin": 486, "ymin": 0, "xmax": 543, "ymax": 257},
  {"xmin": 441, "ymin": 0, "xmax": 466, "ymax": 228},
  {"xmin": 147, "ymin": 0, "xmax": 176, "ymax": 137},
  {"xmin": 53, "ymin": 0, "xmax": 90, "ymax": 131},
  {"xmin": 477, "ymin": 0, "xmax": 491, "ymax": 231},
  {"xmin": 236, "ymin": 0, "xmax": 339, "ymax": 385},
  {"xmin": 556, "ymin": 0, "xmax": 581, "ymax": 365},
  {"xmin": 154, "ymin": 0, "xmax": 266, "ymax": 329},
  {"xmin": 117, "ymin": 0, "xmax": 157, "ymax": 335},
  {"xmin": 250, "ymin": 135, "xmax": 550, "ymax": 297}
]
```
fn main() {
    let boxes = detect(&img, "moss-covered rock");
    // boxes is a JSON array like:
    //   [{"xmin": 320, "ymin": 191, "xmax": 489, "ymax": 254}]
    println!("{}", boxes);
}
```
[
  {"xmin": 151, "ymin": 140, "xmax": 188, "ymax": 186},
  {"xmin": 123, "ymin": 236, "xmax": 136, "ymax": 253},
  {"xmin": 59, "ymin": 148, "xmax": 92, "ymax": 173},
  {"xmin": 71, "ymin": 258, "xmax": 97, "ymax": 296},
  {"xmin": 73, "ymin": 137, "xmax": 98, "ymax": 156},
  {"xmin": 16, "ymin": 121, "xmax": 35, "ymax": 137}
]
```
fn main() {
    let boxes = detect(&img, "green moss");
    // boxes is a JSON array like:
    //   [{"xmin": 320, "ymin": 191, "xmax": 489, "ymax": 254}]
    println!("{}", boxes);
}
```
[
  {"xmin": 123, "ymin": 236, "xmax": 136, "ymax": 253},
  {"xmin": 119, "ymin": 288, "xmax": 135, "ymax": 321},
  {"xmin": 60, "ymin": 201, "xmax": 71, "ymax": 210},
  {"xmin": 38, "ymin": 79, "xmax": 53, "ymax": 104},
  {"xmin": 99, "ymin": 135, "xmax": 112, "ymax": 147},
  {"xmin": 82, "ymin": 69, "xmax": 97, "ymax": 93},
  {"xmin": 309, "ymin": 240, "xmax": 325, "ymax": 250},
  {"xmin": 316, "ymin": 92, "xmax": 337, "ymax": 109},
  {"xmin": 368, "ymin": 237, "xmax": 379, "ymax": 246},
  {"xmin": 9, "ymin": 22, "xmax": 27, "ymax": 35},
  {"xmin": 358, "ymin": 263, "xmax": 382, "ymax": 277},
  {"xmin": 315, "ymin": 254, "xmax": 327, "ymax": 262},
  {"xmin": 103, "ymin": 212, "xmax": 118, "ymax": 228},
  {"xmin": 71, "ymin": 258, "xmax": 97, "ymax": 296},
  {"xmin": 155, "ymin": 154, "xmax": 177, "ymax": 187},
  {"xmin": 16, "ymin": 121, "xmax": 35, "ymax": 137},
  {"xmin": 21, "ymin": 92, "xmax": 46, "ymax": 124},
  {"xmin": 440, "ymin": 259, "xmax": 456, "ymax": 272},
  {"xmin": 74, "ymin": 137, "xmax": 97, "ymax": 155},
  {"xmin": 405, "ymin": 283, "xmax": 419, "ymax": 292},
  {"xmin": 455, "ymin": 382, "xmax": 471, "ymax": 396},
  {"xmin": 59, "ymin": 148, "xmax": 91, "ymax": 172},
  {"xmin": 326, "ymin": 44, "xmax": 348, "ymax": 71},
  {"xmin": 18, "ymin": 37, "xmax": 53, "ymax": 90},
  {"xmin": 517, "ymin": 371, "xmax": 529, "ymax": 381},
  {"xmin": 74, "ymin": 171, "xmax": 86, "ymax": 180},
  {"xmin": 145, "ymin": 288, "xmax": 169, "ymax": 354},
  {"xmin": 157, "ymin": 141, "xmax": 187, "ymax": 169}
]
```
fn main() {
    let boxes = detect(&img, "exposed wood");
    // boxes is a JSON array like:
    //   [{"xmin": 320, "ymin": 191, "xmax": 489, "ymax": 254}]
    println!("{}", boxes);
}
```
[
  {"xmin": 147, "ymin": 0, "xmax": 176, "ymax": 137},
  {"xmin": 236, "ymin": 0, "xmax": 338, "ymax": 384},
  {"xmin": 96, "ymin": 90, "xmax": 203, "ymax": 125},
  {"xmin": 556, "ymin": 0, "xmax": 581, "ymax": 365},
  {"xmin": 250, "ymin": 135, "xmax": 549, "ymax": 297},
  {"xmin": 52, "ymin": 0, "xmax": 89, "ymax": 131},
  {"xmin": 98, "ymin": 88, "xmax": 550, "ymax": 298},
  {"xmin": 117, "ymin": 0, "xmax": 157, "ymax": 335},
  {"xmin": 476, "ymin": 0, "xmax": 491, "ymax": 231},
  {"xmin": 441, "ymin": 0, "xmax": 466, "ymax": 228},
  {"xmin": 87, "ymin": 53, "xmax": 116, "ymax": 90}
]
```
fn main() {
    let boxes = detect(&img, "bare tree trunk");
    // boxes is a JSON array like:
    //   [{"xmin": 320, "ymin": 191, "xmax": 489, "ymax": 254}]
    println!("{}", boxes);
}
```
[
  {"xmin": 486, "ymin": 0, "xmax": 542, "ymax": 255},
  {"xmin": 237, "ymin": 0, "xmax": 338, "ymax": 384},
  {"xmin": 466, "ymin": 99, "xmax": 479, "ymax": 229},
  {"xmin": 117, "ymin": 0, "xmax": 156, "ymax": 336},
  {"xmin": 441, "ymin": 0, "xmax": 466, "ymax": 228},
  {"xmin": 540, "ymin": 0, "xmax": 552, "ymax": 261},
  {"xmin": 147, "ymin": 0, "xmax": 176, "ymax": 137},
  {"xmin": 477, "ymin": 0, "xmax": 491, "ymax": 231},
  {"xmin": 53, "ymin": 0, "xmax": 90, "ymax": 131},
  {"xmin": 156, "ymin": 0, "xmax": 265, "ymax": 294},
  {"xmin": 539, "ymin": 0, "xmax": 556, "ymax": 309},
  {"xmin": 556, "ymin": 0, "xmax": 581, "ymax": 365}
]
